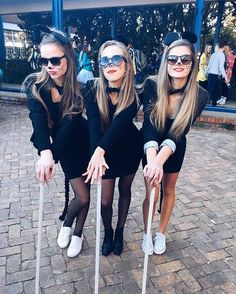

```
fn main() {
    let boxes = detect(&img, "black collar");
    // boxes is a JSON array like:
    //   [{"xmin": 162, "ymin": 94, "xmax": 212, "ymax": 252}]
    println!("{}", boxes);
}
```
[
  {"xmin": 168, "ymin": 84, "xmax": 186, "ymax": 95},
  {"xmin": 106, "ymin": 86, "xmax": 120, "ymax": 94}
]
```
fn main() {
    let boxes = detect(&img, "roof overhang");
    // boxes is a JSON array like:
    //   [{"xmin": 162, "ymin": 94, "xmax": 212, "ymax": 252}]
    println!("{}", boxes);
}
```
[{"xmin": 1, "ymin": 0, "xmax": 198, "ymax": 15}]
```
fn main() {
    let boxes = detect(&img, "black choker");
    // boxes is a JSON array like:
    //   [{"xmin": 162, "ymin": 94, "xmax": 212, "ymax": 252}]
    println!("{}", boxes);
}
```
[
  {"xmin": 106, "ymin": 86, "xmax": 120, "ymax": 94},
  {"xmin": 168, "ymin": 85, "xmax": 186, "ymax": 95}
]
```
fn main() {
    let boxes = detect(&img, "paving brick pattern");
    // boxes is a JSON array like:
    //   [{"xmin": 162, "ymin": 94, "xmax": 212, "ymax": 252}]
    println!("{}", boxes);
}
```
[{"xmin": 0, "ymin": 104, "xmax": 235, "ymax": 294}]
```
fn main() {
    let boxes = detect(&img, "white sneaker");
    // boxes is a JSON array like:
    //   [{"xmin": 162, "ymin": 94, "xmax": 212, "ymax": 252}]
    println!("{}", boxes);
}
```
[
  {"xmin": 219, "ymin": 97, "xmax": 226, "ymax": 105},
  {"xmin": 154, "ymin": 232, "xmax": 166, "ymax": 255},
  {"xmin": 142, "ymin": 233, "xmax": 153, "ymax": 255},
  {"xmin": 57, "ymin": 223, "xmax": 71, "ymax": 248},
  {"xmin": 217, "ymin": 97, "xmax": 223, "ymax": 104},
  {"xmin": 67, "ymin": 235, "xmax": 84, "ymax": 257}
]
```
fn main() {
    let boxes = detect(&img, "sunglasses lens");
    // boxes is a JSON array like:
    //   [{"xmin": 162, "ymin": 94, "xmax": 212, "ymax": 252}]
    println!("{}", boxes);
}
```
[
  {"xmin": 39, "ymin": 58, "xmax": 48, "ymax": 66},
  {"xmin": 112, "ymin": 55, "xmax": 123, "ymax": 66},
  {"xmin": 181, "ymin": 55, "xmax": 192, "ymax": 65},
  {"xmin": 99, "ymin": 57, "xmax": 109, "ymax": 67},
  {"xmin": 50, "ymin": 57, "xmax": 61, "ymax": 66},
  {"xmin": 167, "ymin": 56, "xmax": 178, "ymax": 65}
]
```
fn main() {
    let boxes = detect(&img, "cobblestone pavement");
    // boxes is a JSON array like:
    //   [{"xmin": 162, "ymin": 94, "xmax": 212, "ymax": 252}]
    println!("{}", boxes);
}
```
[{"xmin": 0, "ymin": 104, "xmax": 236, "ymax": 294}]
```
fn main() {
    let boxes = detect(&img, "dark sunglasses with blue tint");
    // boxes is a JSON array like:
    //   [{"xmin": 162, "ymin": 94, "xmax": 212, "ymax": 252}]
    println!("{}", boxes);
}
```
[
  {"xmin": 98, "ymin": 55, "xmax": 127, "ymax": 68},
  {"xmin": 167, "ymin": 54, "xmax": 193, "ymax": 66},
  {"xmin": 39, "ymin": 55, "xmax": 66, "ymax": 66}
]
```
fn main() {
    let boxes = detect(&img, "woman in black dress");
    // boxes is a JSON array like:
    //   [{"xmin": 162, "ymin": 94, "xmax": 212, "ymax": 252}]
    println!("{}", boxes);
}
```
[
  {"xmin": 84, "ymin": 40, "xmax": 142, "ymax": 256},
  {"xmin": 142, "ymin": 39, "xmax": 209, "ymax": 255},
  {"xmin": 24, "ymin": 29, "xmax": 90, "ymax": 257}
]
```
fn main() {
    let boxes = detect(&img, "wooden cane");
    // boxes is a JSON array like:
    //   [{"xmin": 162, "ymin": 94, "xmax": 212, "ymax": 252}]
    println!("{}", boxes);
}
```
[
  {"xmin": 95, "ymin": 178, "xmax": 102, "ymax": 294},
  {"xmin": 35, "ymin": 183, "xmax": 45, "ymax": 294}
]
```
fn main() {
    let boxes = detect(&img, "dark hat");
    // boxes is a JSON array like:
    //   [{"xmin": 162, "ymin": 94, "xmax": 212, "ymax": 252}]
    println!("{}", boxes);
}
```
[
  {"xmin": 182, "ymin": 32, "xmax": 198, "ymax": 44},
  {"xmin": 115, "ymin": 34, "xmax": 130, "ymax": 47},
  {"xmin": 100, "ymin": 35, "xmax": 113, "ymax": 46},
  {"xmin": 163, "ymin": 32, "xmax": 179, "ymax": 46}
]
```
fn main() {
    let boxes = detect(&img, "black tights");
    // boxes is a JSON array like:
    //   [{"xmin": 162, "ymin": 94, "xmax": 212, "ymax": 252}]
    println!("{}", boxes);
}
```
[
  {"xmin": 101, "ymin": 174, "xmax": 135, "ymax": 231},
  {"xmin": 63, "ymin": 177, "xmax": 90, "ymax": 237}
]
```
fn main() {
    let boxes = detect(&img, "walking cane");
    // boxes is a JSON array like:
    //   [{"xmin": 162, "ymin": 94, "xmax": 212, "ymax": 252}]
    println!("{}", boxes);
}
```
[
  {"xmin": 95, "ymin": 178, "xmax": 102, "ymax": 294},
  {"xmin": 35, "ymin": 182, "xmax": 45, "ymax": 294},
  {"xmin": 141, "ymin": 187, "xmax": 156, "ymax": 294}
]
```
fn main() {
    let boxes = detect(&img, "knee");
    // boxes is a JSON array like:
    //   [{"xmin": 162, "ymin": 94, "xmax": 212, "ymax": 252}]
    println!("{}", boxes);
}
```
[
  {"xmin": 101, "ymin": 198, "xmax": 112, "ymax": 209},
  {"xmin": 74, "ymin": 194, "xmax": 90, "ymax": 207},
  {"xmin": 163, "ymin": 187, "xmax": 175, "ymax": 199},
  {"xmin": 118, "ymin": 185, "xmax": 131, "ymax": 197}
]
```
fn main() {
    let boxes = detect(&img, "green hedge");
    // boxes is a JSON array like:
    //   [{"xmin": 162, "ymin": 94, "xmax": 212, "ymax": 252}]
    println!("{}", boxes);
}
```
[{"xmin": 0, "ymin": 60, "xmax": 33, "ymax": 84}]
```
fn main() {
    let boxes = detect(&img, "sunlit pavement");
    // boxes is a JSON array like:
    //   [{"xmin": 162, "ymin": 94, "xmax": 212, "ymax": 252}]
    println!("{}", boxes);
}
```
[{"xmin": 0, "ymin": 104, "xmax": 236, "ymax": 294}]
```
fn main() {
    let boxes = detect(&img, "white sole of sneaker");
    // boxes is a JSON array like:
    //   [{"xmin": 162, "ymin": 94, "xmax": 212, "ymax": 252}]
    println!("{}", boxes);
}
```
[{"xmin": 153, "ymin": 246, "xmax": 166, "ymax": 255}]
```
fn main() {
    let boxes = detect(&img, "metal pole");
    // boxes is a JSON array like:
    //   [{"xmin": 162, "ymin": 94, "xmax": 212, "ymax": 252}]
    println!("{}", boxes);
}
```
[
  {"xmin": 0, "ymin": 16, "xmax": 6, "ymax": 63},
  {"xmin": 193, "ymin": 0, "xmax": 205, "ymax": 54},
  {"xmin": 52, "ymin": 0, "xmax": 64, "ymax": 31},
  {"xmin": 111, "ymin": 8, "xmax": 118, "ymax": 38},
  {"xmin": 214, "ymin": 0, "xmax": 224, "ymax": 49}
]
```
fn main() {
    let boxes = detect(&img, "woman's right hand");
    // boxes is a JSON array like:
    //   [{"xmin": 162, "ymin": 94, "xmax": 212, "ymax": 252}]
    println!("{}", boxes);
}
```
[
  {"xmin": 35, "ymin": 149, "xmax": 56, "ymax": 183},
  {"xmin": 83, "ymin": 147, "xmax": 109, "ymax": 184}
]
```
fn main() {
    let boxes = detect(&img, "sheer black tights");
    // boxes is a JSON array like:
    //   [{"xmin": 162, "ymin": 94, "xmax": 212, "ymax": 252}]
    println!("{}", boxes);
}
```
[
  {"xmin": 63, "ymin": 177, "xmax": 90, "ymax": 237},
  {"xmin": 101, "ymin": 174, "xmax": 135, "ymax": 230}
]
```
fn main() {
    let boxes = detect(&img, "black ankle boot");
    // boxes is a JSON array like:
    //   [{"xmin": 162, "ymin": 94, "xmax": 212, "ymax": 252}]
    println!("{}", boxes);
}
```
[
  {"xmin": 102, "ymin": 229, "xmax": 113, "ymax": 256},
  {"xmin": 113, "ymin": 228, "xmax": 124, "ymax": 255}
]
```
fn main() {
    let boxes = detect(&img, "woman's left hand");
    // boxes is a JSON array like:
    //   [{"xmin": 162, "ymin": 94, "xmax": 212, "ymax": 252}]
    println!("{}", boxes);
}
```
[{"xmin": 83, "ymin": 147, "xmax": 109, "ymax": 184}]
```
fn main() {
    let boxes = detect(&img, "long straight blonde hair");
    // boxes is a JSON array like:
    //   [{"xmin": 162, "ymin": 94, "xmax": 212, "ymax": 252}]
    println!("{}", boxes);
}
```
[
  {"xmin": 151, "ymin": 39, "xmax": 198, "ymax": 139},
  {"xmin": 23, "ymin": 29, "xmax": 83, "ymax": 128},
  {"xmin": 95, "ymin": 40, "xmax": 138, "ymax": 131}
]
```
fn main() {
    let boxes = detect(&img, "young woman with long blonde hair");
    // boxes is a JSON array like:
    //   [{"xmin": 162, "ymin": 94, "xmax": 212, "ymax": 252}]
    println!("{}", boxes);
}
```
[
  {"xmin": 24, "ymin": 28, "xmax": 90, "ymax": 258},
  {"xmin": 84, "ymin": 40, "xmax": 142, "ymax": 256},
  {"xmin": 142, "ymin": 39, "xmax": 209, "ymax": 255}
]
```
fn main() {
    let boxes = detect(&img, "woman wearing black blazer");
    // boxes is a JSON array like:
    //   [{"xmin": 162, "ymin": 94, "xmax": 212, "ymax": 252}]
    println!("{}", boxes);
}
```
[
  {"xmin": 24, "ymin": 29, "xmax": 90, "ymax": 258},
  {"xmin": 84, "ymin": 40, "xmax": 142, "ymax": 256}
]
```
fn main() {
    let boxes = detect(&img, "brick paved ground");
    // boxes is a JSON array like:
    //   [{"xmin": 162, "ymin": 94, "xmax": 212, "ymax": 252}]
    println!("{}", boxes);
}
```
[{"xmin": 0, "ymin": 103, "xmax": 235, "ymax": 294}]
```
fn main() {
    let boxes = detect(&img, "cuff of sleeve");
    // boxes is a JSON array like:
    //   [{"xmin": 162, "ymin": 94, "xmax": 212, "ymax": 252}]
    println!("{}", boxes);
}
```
[
  {"xmin": 144, "ymin": 141, "xmax": 159, "ymax": 153},
  {"xmin": 160, "ymin": 139, "xmax": 176, "ymax": 153}
]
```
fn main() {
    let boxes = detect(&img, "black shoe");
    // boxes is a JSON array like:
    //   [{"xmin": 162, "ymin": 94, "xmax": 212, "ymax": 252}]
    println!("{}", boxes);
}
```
[
  {"xmin": 113, "ymin": 228, "xmax": 124, "ymax": 255},
  {"xmin": 102, "ymin": 229, "xmax": 113, "ymax": 256}
]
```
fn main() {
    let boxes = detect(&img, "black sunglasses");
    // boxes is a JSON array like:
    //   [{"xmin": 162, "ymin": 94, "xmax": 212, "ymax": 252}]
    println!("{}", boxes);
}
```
[
  {"xmin": 99, "ymin": 55, "xmax": 127, "ymax": 68},
  {"xmin": 167, "ymin": 55, "xmax": 192, "ymax": 66},
  {"xmin": 39, "ymin": 55, "xmax": 66, "ymax": 66}
]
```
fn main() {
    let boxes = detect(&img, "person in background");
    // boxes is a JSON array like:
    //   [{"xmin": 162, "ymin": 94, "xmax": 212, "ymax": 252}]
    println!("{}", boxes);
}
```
[
  {"xmin": 141, "ymin": 39, "xmax": 209, "ymax": 255},
  {"xmin": 24, "ymin": 28, "xmax": 90, "ymax": 258},
  {"xmin": 77, "ymin": 43, "xmax": 94, "ymax": 84},
  {"xmin": 84, "ymin": 40, "xmax": 142, "ymax": 256},
  {"xmin": 217, "ymin": 43, "xmax": 235, "ymax": 105},
  {"xmin": 197, "ymin": 43, "xmax": 212, "ymax": 89},
  {"xmin": 206, "ymin": 40, "xmax": 229, "ymax": 106}
]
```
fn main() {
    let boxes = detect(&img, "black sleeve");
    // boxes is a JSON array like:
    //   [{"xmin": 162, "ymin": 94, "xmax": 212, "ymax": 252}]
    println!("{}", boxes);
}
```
[
  {"xmin": 26, "ymin": 90, "xmax": 52, "ymax": 153},
  {"xmin": 142, "ymin": 78, "xmax": 161, "ymax": 145},
  {"xmin": 51, "ymin": 113, "xmax": 82, "ymax": 161},
  {"xmin": 98, "ymin": 99, "xmax": 138, "ymax": 152},
  {"xmin": 84, "ymin": 81, "xmax": 103, "ymax": 154}
]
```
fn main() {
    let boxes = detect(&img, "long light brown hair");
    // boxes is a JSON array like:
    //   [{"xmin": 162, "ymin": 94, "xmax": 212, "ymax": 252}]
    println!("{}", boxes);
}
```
[
  {"xmin": 95, "ymin": 40, "xmax": 138, "ymax": 131},
  {"xmin": 151, "ymin": 39, "xmax": 198, "ymax": 139},
  {"xmin": 24, "ymin": 29, "xmax": 83, "ymax": 128}
]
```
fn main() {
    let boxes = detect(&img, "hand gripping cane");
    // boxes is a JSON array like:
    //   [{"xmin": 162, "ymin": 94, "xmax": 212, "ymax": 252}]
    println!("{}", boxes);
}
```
[
  {"xmin": 95, "ymin": 178, "xmax": 102, "ymax": 294},
  {"xmin": 35, "ymin": 183, "xmax": 45, "ymax": 294},
  {"xmin": 141, "ymin": 187, "xmax": 156, "ymax": 294}
]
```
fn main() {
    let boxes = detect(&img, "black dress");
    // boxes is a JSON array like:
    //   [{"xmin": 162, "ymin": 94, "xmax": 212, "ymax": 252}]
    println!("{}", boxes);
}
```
[
  {"xmin": 142, "ymin": 78, "xmax": 209, "ymax": 173},
  {"xmin": 26, "ymin": 83, "xmax": 90, "ymax": 180},
  {"xmin": 85, "ymin": 81, "xmax": 142, "ymax": 179}
]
